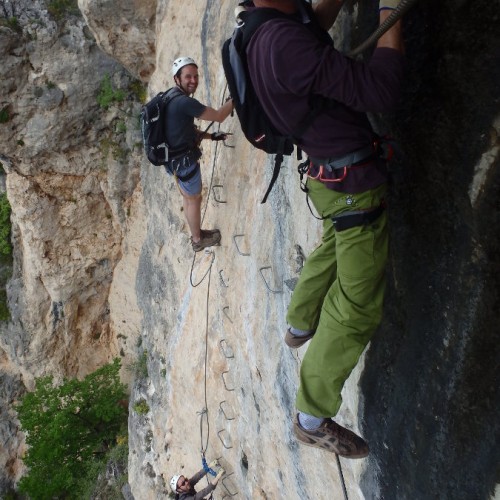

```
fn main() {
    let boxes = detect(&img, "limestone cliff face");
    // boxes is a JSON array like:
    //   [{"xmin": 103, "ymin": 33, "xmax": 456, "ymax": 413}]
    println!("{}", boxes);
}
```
[
  {"xmin": 78, "ymin": 0, "xmax": 156, "ymax": 81},
  {"xmin": 0, "ymin": 0, "xmax": 144, "ymax": 489},
  {"xmin": 126, "ymin": 2, "xmax": 500, "ymax": 499},
  {"xmin": 1, "ymin": 0, "xmax": 499, "ymax": 499}
]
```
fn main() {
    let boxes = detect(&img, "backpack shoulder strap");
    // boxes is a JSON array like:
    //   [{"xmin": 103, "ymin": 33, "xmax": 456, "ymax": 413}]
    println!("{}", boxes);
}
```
[{"xmin": 239, "ymin": 8, "xmax": 292, "ymax": 49}]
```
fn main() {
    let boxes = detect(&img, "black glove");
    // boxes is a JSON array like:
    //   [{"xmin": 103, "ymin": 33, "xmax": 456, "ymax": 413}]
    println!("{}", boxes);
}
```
[{"xmin": 211, "ymin": 132, "xmax": 229, "ymax": 141}]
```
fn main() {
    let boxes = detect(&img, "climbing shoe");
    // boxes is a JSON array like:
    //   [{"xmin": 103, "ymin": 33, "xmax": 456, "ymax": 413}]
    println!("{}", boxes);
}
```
[
  {"xmin": 284, "ymin": 328, "xmax": 315, "ymax": 348},
  {"xmin": 191, "ymin": 229, "xmax": 221, "ymax": 252},
  {"xmin": 293, "ymin": 414, "xmax": 369, "ymax": 458}
]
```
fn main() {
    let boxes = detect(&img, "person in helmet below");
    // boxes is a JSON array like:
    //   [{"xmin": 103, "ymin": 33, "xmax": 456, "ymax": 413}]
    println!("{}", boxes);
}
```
[
  {"xmin": 167, "ymin": 56, "xmax": 234, "ymax": 252},
  {"xmin": 170, "ymin": 460, "xmax": 225, "ymax": 499}
]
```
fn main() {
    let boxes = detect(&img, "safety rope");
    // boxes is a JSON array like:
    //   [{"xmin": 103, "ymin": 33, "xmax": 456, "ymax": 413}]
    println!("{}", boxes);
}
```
[
  {"xmin": 190, "ymin": 86, "xmax": 232, "ymax": 498},
  {"xmin": 196, "ymin": 248, "xmax": 215, "ymax": 499},
  {"xmin": 189, "ymin": 85, "xmax": 229, "ymax": 288},
  {"xmin": 335, "ymin": 454, "xmax": 349, "ymax": 500},
  {"xmin": 348, "ymin": 0, "xmax": 419, "ymax": 57}
]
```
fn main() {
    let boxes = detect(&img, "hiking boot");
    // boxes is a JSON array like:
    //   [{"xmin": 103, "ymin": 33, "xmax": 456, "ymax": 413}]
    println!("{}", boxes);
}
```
[
  {"xmin": 284, "ymin": 328, "xmax": 315, "ymax": 348},
  {"xmin": 293, "ymin": 415, "xmax": 369, "ymax": 458},
  {"xmin": 191, "ymin": 229, "xmax": 221, "ymax": 252}
]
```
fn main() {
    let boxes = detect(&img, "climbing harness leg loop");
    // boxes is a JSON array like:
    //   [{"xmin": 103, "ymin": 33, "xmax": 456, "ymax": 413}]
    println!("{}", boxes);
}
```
[{"xmin": 331, "ymin": 202, "xmax": 386, "ymax": 232}]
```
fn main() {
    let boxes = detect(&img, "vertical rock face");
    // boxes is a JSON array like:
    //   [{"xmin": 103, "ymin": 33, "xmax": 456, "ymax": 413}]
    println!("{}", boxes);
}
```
[
  {"xmin": 0, "ymin": 0, "xmax": 144, "ymax": 490},
  {"xmin": 1, "ymin": 0, "xmax": 499, "ymax": 499},
  {"xmin": 78, "ymin": 0, "xmax": 156, "ymax": 80}
]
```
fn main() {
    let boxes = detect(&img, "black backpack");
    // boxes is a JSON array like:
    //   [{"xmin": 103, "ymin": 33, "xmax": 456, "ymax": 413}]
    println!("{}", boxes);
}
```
[
  {"xmin": 140, "ymin": 87, "xmax": 183, "ymax": 166},
  {"xmin": 221, "ymin": 1, "xmax": 335, "ymax": 203}
]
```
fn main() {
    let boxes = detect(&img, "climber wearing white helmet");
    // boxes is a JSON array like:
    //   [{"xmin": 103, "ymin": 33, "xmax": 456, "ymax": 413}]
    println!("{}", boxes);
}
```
[
  {"xmin": 164, "ymin": 56, "xmax": 234, "ymax": 252},
  {"xmin": 169, "ymin": 460, "xmax": 225, "ymax": 499}
]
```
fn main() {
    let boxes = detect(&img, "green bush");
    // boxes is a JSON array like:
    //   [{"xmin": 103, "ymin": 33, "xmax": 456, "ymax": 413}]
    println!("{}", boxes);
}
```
[
  {"xmin": 133, "ymin": 399, "xmax": 149, "ymax": 415},
  {"xmin": 0, "ymin": 193, "xmax": 12, "ymax": 256},
  {"xmin": 97, "ymin": 74, "xmax": 126, "ymax": 109},
  {"xmin": 127, "ymin": 350, "xmax": 148, "ymax": 379},
  {"xmin": 16, "ymin": 359, "xmax": 128, "ymax": 499},
  {"xmin": 47, "ymin": 0, "xmax": 80, "ymax": 19},
  {"xmin": 75, "ymin": 440, "xmax": 129, "ymax": 500},
  {"xmin": 129, "ymin": 80, "xmax": 148, "ymax": 103},
  {"xmin": 0, "ymin": 106, "xmax": 10, "ymax": 124},
  {"xmin": 0, "ymin": 17, "xmax": 21, "ymax": 33}
]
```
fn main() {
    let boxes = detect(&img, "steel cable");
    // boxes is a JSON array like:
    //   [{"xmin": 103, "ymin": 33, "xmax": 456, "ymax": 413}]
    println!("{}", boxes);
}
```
[{"xmin": 348, "ymin": 0, "xmax": 419, "ymax": 57}]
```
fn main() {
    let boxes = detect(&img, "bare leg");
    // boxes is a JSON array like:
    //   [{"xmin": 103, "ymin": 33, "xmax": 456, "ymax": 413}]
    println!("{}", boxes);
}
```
[{"xmin": 181, "ymin": 191, "xmax": 202, "ymax": 242}]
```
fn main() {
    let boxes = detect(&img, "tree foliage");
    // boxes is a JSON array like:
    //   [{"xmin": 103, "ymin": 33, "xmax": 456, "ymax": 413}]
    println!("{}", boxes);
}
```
[
  {"xmin": 16, "ymin": 359, "xmax": 128, "ymax": 499},
  {"xmin": 97, "ymin": 74, "xmax": 126, "ymax": 109},
  {"xmin": 0, "ymin": 192, "xmax": 12, "ymax": 256}
]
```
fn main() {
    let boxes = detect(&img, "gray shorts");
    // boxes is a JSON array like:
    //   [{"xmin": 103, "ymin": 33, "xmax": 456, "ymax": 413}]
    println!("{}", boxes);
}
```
[
  {"xmin": 165, "ymin": 149, "xmax": 202, "ymax": 196},
  {"xmin": 174, "ymin": 162, "xmax": 202, "ymax": 196}
]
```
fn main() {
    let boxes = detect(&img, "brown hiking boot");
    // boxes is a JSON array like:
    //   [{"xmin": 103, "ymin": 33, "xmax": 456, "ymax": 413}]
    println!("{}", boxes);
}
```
[
  {"xmin": 284, "ymin": 328, "xmax": 315, "ymax": 348},
  {"xmin": 293, "ymin": 415, "xmax": 369, "ymax": 458},
  {"xmin": 191, "ymin": 229, "xmax": 221, "ymax": 252}
]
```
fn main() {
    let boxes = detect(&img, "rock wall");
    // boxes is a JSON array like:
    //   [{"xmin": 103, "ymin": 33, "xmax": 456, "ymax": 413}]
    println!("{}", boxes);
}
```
[
  {"xmin": 127, "ymin": 1, "xmax": 500, "ymax": 499},
  {"xmin": 0, "ymin": 0, "xmax": 499, "ymax": 499},
  {"xmin": 0, "ymin": 0, "xmax": 145, "ymax": 490}
]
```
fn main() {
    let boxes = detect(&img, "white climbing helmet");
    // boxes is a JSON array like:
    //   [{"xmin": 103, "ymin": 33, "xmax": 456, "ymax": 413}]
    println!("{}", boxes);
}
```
[
  {"xmin": 172, "ymin": 56, "xmax": 197, "ymax": 77},
  {"xmin": 170, "ymin": 474, "xmax": 181, "ymax": 493}
]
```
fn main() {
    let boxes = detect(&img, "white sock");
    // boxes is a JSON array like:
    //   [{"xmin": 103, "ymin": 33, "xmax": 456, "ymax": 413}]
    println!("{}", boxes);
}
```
[
  {"xmin": 289, "ymin": 326, "xmax": 315, "ymax": 337},
  {"xmin": 298, "ymin": 412, "xmax": 324, "ymax": 430}
]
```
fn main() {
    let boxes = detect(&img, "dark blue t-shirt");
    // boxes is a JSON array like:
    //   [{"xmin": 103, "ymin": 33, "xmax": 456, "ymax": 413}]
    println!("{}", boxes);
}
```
[{"xmin": 165, "ymin": 89, "xmax": 206, "ymax": 152}]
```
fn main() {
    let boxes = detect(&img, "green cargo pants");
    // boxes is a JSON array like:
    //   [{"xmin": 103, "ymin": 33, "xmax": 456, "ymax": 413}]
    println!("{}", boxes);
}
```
[{"xmin": 288, "ymin": 178, "xmax": 388, "ymax": 417}]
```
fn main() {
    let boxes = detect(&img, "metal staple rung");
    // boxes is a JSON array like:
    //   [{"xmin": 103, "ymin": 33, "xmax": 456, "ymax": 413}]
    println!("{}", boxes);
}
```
[
  {"xmin": 222, "ymin": 306, "xmax": 233, "ymax": 324},
  {"xmin": 219, "ymin": 270, "xmax": 228, "ymax": 288},
  {"xmin": 233, "ymin": 234, "xmax": 250, "ymax": 256},
  {"xmin": 222, "ymin": 472, "xmax": 238, "ymax": 497},
  {"xmin": 259, "ymin": 266, "xmax": 283, "ymax": 294},
  {"xmin": 212, "ymin": 185, "xmax": 227, "ymax": 203},
  {"xmin": 221, "ymin": 371, "xmax": 235, "ymax": 391},
  {"xmin": 219, "ymin": 339, "xmax": 234, "ymax": 359},
  {"xmin": 217, "ymin": 429, "xmax": 233, "ymax": 450},
  {"xmin": 219, "ymin": 400, "xmax": 235, "ymax": 421}
]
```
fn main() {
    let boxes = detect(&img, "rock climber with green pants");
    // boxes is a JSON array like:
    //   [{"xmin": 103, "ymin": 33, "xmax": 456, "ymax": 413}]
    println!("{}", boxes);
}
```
[{"xmin": 245, "ymin": 0, "xmax": 406, "ymax": 456}]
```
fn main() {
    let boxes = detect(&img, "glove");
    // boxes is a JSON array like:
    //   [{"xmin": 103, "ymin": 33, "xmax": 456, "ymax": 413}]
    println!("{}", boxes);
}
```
[
  {"xmin": 211, "ymin": 132, "xmax": 230, "ymax": 141},
  {"xmin": 379, "ymin": 0, "xmax": 400, "ymax": 10},
  {"xmin": 213, "ymin": 467, "xmax": 225, "ymax": 484},
  {"xmin": 208, "ymin": 459, "xmax": 220, "ymax": 469}
]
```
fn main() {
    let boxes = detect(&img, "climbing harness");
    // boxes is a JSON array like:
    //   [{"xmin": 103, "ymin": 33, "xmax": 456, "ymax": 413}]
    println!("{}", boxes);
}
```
[
  {"xmin": 297, "ymin": 136, "xmax": 392, "ymax": 228},
  {"xmin": 331, "ymin": 201, "xmax": 386, "ymax": 232}
]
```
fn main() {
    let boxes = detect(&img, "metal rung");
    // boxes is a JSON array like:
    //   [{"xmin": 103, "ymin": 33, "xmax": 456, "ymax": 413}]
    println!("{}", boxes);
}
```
[
  {"xmin": 221, "ymin": 371, "xmax": 235, "ymax": 391},
  {"xmin": 217, "ymin": 429, "xmax": 233, "ymax": 449},
  {"xmin": 219, "ymin": 270, "xmax": 229, "ymax": 288},
  {"xmin": 219, "ymin": 400, "xmax": 235, "ymax": 421},
  {"xmin": 222, "ymin": 473, "xmax": 238, "ymax": 497},
  {"xmin": 222, "ymin": 306, "xmax": 233, "ymax": 324},
  {"xmin": 233, "ymin": 234, "xmax": 250, "ymax": 256},
  {"xmin": 219, "ymin": 339, "xmax": 234, "ymax": 359},
  {"xmin": 212, "ymin": 185, "xmax": 227, "ymax": 203},
  {"xmin": 259, "ymin": 266, "xmax": 283, "ymax": 294}
]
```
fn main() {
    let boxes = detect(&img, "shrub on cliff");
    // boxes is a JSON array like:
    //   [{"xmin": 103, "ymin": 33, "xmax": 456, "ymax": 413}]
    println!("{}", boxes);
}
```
[
  {"xmin": 0, "ymin": 192, "xmax": 12, "ymax": 256},
  {"xmin": 16, "ymin": 359, "xmax": 128, "ymax": 499},
  {"xmin": 97, "ymin": 74, "xmax": 126, "ymax": 110}
]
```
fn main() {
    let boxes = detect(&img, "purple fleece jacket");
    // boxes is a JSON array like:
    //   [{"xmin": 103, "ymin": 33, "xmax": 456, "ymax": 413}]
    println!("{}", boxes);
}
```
[{"xmin": 246, "ymin": 14, "xmax": 404, "ymax": 192}]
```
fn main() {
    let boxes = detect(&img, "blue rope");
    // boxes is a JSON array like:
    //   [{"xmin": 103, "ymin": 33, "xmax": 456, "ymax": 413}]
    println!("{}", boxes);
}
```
[{"xmin": 202, "ymin": 456, "xmax": 217, "ymax": 477}]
